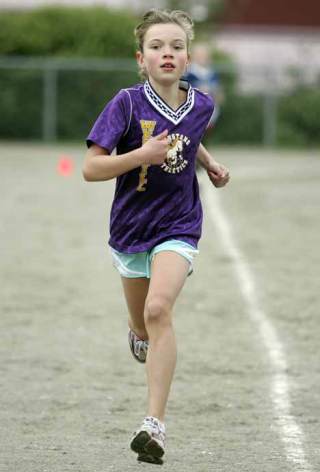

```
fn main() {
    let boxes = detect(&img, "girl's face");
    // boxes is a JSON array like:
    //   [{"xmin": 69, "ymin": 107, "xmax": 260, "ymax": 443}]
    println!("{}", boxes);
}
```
[{"xmin": 137, "ymin": 23, "xmax": 189, "ymax": 85}]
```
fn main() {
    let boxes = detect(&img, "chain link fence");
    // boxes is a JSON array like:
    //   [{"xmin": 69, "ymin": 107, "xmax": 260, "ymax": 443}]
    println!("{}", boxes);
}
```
[{"xmin": 0, "ymin": 55, "xmax": 318, "ymax": 146}]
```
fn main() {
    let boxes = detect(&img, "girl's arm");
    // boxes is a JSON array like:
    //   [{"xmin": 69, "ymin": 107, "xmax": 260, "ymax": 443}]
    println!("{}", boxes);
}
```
[
  {"xmin": 83, "ymin": 144, "xmax": 144, "ymax": 182},
  {"xmin": 196, "ymin": 143, "xmax": 230, "ymax": 188},
  {"xmin": 83, "ymin": 130, "xmax": 168, "ymax": 182},
  {"xmin": 196, "ymin": 142, "xmax": 214, "ymax": 170}
]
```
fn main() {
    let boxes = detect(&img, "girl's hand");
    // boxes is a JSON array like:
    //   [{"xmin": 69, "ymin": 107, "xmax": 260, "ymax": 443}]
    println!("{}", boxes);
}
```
[
  {"xmin": 139, "ymin": 130, "xmax": 169, "ymax": 165},
  {"xmin": 207, "ymin": 161, "xmax": 230, "ymax": 188}
]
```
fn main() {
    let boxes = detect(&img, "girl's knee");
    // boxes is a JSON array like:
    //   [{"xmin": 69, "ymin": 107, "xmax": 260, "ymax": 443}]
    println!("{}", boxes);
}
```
[{"xmin": 144, "ymin": 295, "xmax": 171, "ymax": 326}]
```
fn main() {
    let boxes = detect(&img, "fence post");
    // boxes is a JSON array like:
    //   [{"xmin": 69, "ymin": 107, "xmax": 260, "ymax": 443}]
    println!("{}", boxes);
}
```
[
  {"xmin": 263, "ymin": 92, "xmax": 278, "ymax": 147},
  {"xmin": 262, "ymin": 67, "xmax": 278, "ymax": 147},
  {"xmin": 43, "ymin": 66, "xmax": 57, "ymax": 142}
]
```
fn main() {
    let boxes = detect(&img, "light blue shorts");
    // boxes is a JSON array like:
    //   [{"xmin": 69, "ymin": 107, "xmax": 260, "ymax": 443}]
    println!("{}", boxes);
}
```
[{"xmin": 109, "ymin": 239, "xmax": 199, "ymax": 279}]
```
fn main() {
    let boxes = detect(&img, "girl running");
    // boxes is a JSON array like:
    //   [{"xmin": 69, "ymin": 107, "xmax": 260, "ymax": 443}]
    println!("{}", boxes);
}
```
[{"xmin": 83, "ymin": 8, "xmax": 230, "ymax": 465}]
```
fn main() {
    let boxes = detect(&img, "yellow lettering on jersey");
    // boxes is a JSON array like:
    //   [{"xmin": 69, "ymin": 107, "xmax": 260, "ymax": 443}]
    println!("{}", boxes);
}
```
[
  {"xmin": 137, "ymin": 120, "xmax": 156, "ymax": 192},
  {"xmin": 137, "ymin": 164, "xmax": 150, "ymax": 192}
]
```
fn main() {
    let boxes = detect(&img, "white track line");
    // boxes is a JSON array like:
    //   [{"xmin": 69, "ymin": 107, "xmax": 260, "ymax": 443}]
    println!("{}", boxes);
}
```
[{"xmin": 202, "ymin": 181, "xmax": 312, "ymax": 471}]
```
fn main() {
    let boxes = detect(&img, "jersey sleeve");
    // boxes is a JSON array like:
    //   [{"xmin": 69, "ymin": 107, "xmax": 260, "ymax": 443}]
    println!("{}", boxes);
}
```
[{"xmin": 86, "ymin": 89, "xmax": 131, "ymax": 153}]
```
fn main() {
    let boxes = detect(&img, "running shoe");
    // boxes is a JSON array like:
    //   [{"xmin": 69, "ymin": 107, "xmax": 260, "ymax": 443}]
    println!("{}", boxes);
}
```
[
  {"xmin": 128, "ymin": 329, "xmax": 149, "ymax": 363},
  {"xmin": 130, "ymin": 416, "xmax": 165, "ymax": 465}
]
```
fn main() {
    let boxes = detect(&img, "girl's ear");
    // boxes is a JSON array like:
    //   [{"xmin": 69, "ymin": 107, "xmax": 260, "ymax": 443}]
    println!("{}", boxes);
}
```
[{"xmin": 136, "ymin": 50, "xmax": 144, "ymax": 66}]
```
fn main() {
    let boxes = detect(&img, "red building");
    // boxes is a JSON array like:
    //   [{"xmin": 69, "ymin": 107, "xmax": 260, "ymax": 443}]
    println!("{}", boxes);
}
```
[{"xmin": 222, "ymin": 0, "xmax": 320, "ymax": 29}]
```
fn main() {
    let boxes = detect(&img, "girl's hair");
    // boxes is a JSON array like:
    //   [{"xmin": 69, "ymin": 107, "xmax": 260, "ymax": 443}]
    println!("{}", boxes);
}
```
[
  {"xmin": 135, "ymin": 9, "xmax": 194, "ymax": 53},
  {"xmin": 135, "ymin": 9, "xmax": 194, "ymax": 80}
]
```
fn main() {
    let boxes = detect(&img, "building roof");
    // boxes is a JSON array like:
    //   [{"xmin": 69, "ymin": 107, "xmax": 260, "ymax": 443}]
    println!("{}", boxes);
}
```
[{"xmin": 223, "ymin": 0, "xmax": 320, "ymax": 28}]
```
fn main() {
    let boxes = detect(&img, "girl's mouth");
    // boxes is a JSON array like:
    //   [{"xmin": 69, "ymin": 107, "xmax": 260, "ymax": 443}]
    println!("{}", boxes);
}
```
[{"xmin": 161, "ymin": 63, "xmax": 175, "ymax": 70}]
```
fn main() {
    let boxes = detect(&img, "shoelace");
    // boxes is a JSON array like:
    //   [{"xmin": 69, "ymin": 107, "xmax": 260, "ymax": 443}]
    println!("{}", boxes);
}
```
[
  {"xmin": 143, "ymin": 417, "xmax": 166, "ymax": 444},
  {"xmin": 133, "ymin": 338, "xmax": 149, "ymax": 358}
]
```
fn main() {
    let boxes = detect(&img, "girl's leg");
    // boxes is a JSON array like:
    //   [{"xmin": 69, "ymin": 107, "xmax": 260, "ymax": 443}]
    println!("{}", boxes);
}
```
[
  {"xmin": 121, "ymin": 277, "xmax": 149, "ymax": 340},
  {"xmin": 144, "ymin": 251, "xmax": 189, "ymax": 422}
]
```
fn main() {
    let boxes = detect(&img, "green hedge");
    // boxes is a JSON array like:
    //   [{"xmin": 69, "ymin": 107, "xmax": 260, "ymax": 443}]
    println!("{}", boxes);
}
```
[
  {"xmin": 211, "ymin": 93, "xmax": 264, "ymax": 145},
  {"xmin": 1, "ymin": 67, "xmax": 319, "ymax": 146},
  {"xmin": 0, "ymin": 67, "xmax": 140, "ymax": 141},
  {"xmin": 0, "ymin": 6, "xmax": 137, "ymax": 58},
  {"xmin": 57, "ymin": 69, "xmax": 140, "ymax": 140},
  {"xmin": 0, "ymin": 69, "xmax": 43, "ymax": 139},
  {"xmin": 277, "ymin": 86, "xmax": 320, "ymax": 146},
  {"xmin": 0, "ymin": 6, "xmax": 139, "ymax": 140},
  {"xmin": 208, "ymin": 82, "xmax": 320, "ymax": 147},
  {"xmin": 0, "ymin": 6, "xmax": 319, "ymax": 146}
]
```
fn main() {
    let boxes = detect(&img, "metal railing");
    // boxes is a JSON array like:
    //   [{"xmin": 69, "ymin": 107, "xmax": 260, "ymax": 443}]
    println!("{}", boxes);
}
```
[
  {"xmin": 0, "ymin": 56, "xmax": 137, "ymax": 142},
  {"xmin": 0, "ymin": 55, "xmax": 292, "ymax": 146}
]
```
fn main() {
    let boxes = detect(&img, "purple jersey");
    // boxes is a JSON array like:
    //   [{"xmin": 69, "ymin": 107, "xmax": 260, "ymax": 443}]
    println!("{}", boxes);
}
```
[{"xmin": 86, "ymin": 80, "xmax": 214, "ymax": 253}]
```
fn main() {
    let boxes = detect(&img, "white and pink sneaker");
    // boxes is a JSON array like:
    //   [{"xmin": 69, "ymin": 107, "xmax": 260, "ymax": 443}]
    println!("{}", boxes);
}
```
[
  {"xmin": 128, "ymin": 329, "xmax": 149, "ymax": 363},
  {"xmin": 130, "ymin": 416, "xmax": 166, "ymax": 465}
]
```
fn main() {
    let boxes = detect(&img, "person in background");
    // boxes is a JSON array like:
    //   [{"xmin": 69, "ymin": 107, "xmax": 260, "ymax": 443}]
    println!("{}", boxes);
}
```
[{"xmin": 185, "ymin": 42, "xmax": 224, "ymax": 128}]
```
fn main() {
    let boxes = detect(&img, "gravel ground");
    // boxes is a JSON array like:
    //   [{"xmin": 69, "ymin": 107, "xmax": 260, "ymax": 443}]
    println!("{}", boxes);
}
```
[{"xmin": 1, "ymin": 143, "xmax": 319, "ymax": 471}]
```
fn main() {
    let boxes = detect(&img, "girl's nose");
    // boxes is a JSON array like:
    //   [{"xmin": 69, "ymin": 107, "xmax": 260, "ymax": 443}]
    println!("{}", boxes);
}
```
[{"xmin": 162, "ymin": 47, "xmax": 174, "ymax": 57}]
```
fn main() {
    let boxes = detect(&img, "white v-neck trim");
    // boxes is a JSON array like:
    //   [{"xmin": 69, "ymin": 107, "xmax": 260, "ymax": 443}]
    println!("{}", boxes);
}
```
[{"xmin": 144, "ymin": 80, "xmax": 194, "ymax": 125}]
